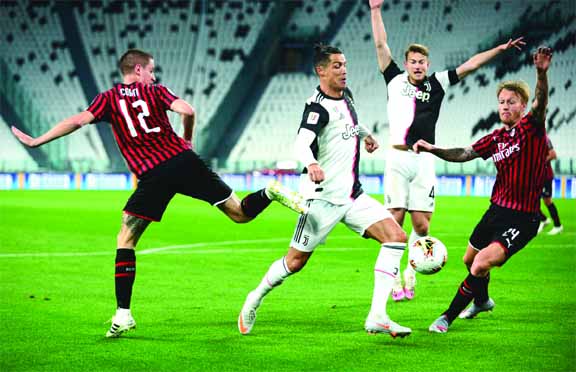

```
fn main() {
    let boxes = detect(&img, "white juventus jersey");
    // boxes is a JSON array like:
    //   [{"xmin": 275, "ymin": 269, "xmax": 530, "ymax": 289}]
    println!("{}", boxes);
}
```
[
  {"xmin": 297, "ymin": 87, "xmax": 363, "ymax": 205},
  {"xmin": 383, "ymin": 61, "xmax": 459, "ymax": 146}
]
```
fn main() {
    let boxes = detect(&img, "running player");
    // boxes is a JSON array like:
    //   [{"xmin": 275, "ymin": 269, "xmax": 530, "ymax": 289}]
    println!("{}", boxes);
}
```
[
  {"xmin": 11, "ymin": 49, "xmax": 307, "ymax": 338},
  {"xmin": 369, "ymin": 0, "xmax": 526, "ymax": 301},
  {"xmin": 238, "ymin": 44, "xmax": 411, "ymax": 338},
  {"xmin": 412, "ymin": 47, "xmax": 553, "ymax": 333}
]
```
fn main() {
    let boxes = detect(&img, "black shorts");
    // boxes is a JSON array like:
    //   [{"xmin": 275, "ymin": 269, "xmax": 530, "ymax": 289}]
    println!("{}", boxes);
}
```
[
  {"xmin": 541, "ymin": 179, "xmax": 553, "ymax": 198},
  {"xmin": 469, "ymin": 203, "xmax": 539, "ymax": 261},
  {"xmin": 124, "ymin": 151, "xmax": 233, "ymax": 221}
]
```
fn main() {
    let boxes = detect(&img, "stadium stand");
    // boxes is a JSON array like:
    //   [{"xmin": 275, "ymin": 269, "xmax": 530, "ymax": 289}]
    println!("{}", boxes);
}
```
[
  {"xmin": 0, "ymin": 115, "xmax": 38, "ymax": 172},
  {"xmin": 1, "ymin": 1, "xmax": 573, "ymax": 176},
  {"xmin": 1, "ymin": 1, "xmax": 109, "ymax": 171},
  {"xmin": 227, "ymin": 0, "xmax": 575, "ymax": 175},
  {"xmin": 73, "ymin": 0, "xmax": 273, "ymax": 149},
  {"xmin": 284, "ymin": 0, "xmax": 343, "ymax": 39}
]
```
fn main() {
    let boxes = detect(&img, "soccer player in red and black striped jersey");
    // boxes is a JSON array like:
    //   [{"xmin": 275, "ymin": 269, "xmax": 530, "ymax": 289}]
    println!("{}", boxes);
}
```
[
  {"xmin": 11, "ymin": 49, "xmax": 307, "ymax": 338},
  {"xmin": 537, "ymin": 137, "xmax": 563, "ymax": 235},
  {"xmin": 412, "ymin": 46, "xmax": 553, "ymax": 333}
]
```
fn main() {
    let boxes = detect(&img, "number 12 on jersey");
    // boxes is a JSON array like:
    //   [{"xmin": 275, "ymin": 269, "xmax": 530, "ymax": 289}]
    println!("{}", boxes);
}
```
[{"xmin": 119, "ymin": 99, "xmax": 160, "ymax": 137}]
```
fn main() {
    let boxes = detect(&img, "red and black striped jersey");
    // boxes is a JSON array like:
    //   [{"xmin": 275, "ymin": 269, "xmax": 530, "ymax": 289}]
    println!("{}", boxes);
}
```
[
  {"xmin": 472, "ymin": 112, "xmax": 548, "ymax": 213},
  {"xmin": 86, "ymin": 82, "xmax": 191, "ymax": 176}
]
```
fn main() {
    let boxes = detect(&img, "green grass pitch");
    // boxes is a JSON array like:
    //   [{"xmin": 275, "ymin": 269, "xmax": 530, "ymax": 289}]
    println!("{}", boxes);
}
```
[{"xmin": 1, "ymin": 191, "xmax": 575, "ymax": 371}]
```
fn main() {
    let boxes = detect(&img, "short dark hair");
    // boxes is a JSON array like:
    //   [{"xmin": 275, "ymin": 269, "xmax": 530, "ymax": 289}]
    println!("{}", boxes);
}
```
[
  {"xmin": 118, "ymin": 49, "xmax": 153, "ymax": 75},
  {"xmin": 313, "ymin": 43, "xmax": 342, "ymax": 74}
]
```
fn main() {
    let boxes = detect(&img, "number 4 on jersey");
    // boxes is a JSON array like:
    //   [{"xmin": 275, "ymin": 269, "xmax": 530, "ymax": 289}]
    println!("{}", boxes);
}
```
[{"xmin": 119, "ymin": 99, "xmax": 160, "ymax": 137}]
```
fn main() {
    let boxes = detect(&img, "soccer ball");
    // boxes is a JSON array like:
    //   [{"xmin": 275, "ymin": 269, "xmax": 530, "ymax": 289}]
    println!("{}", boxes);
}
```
[{"xmin": 409, "ymin": 236, "xmax": 447, "ymax": 275}]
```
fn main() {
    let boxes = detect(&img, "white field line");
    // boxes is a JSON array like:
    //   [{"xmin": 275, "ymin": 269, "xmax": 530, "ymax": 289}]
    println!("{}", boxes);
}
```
[{"xmin": 0, "ymin": 233, "xmax": 572, "ymax": 258}]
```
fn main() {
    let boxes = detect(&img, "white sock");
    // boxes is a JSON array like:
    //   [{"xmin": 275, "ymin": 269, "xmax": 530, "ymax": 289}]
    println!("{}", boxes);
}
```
[
  {"xmin": 405, "ymin": 230, "xmax": 427, "ymax": 273},
  {"xmin": 253, "ymin": 257, "xmax": 292, "ymax": 300},
  {"xmin": 368, "ymin": 243, "xmax": 405, "ymax": 321},
  {"xmin": 116, "ymin": 308, "xmax": 131, "ymax": 317}
]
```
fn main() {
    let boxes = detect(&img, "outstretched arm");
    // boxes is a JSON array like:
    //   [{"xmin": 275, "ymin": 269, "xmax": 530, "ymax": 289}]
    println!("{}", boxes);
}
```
[
  {"xmin": 11, "ymin": 111, "xmax": 94, "ymax": 148},
  {"xmin": 369, "ymin": 0, "xmax": 393, "ymax": 72},
  {"xmin": 530, "ymin": 46, "xmax": 552, "ymax": 123},
  {"xmin": 413, "ymin": 139, "xmax": 480, "ymax": 163},
  {"xmin": 170, "ymin": 98, "xmax": 195, "ymax": 146},
  {"xmin": 456, "ymin": 37, "xmax": 525, "ymax": 80}
]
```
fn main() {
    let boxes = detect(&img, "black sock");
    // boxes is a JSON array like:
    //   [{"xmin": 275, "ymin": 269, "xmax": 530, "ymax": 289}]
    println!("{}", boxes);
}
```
[
  {"xmin": 443, "ymin": 274, "xmax": 484, "ymax": 323},
  {"xmin": 240, "ymin": 189, "xmax": 272, "ymax": 218},
  {"xmin": 473, "ymin": 272, "xmax": 490, "ymax": 305},
  {"xmin": 538, "ymin": 209, "xmax": 547, "ymax": 222},
  {"xmin": 115, "ymin": 249, "xmax": 136, "ymax": 309},
  {"xmin": 546, "ymin": 203, "xmax": 561, "ymax": 226}
]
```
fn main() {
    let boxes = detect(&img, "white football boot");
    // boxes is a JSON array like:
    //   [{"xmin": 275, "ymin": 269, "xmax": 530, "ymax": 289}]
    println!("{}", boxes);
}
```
[
  {"xmin": 547, "ymin": 225, "xmax": 563, "ymax": 235},
  {"xmin": 265, "ymin": 180, "xmax": 308, "ymax": 214},
  {"xmin": 106, "ymin": 309, "xmax": 136, "ymax": 338},
  {"xmin": 238, "ymin": 291, "xmax": 262, "ymax": 335},
  {"xmin": 365, "ymin": 317, "xmax": 412, "ymax": 338},
  {"xmin": 459, "ymin": 298, "xmax": 495, "ymax": 319}
]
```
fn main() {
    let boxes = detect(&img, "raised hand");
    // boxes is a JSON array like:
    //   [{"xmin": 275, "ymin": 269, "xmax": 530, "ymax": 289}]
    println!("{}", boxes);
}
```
[
  {"xmin": 533, "ymin": 46, "xmax": 553, "ymax": 72},
  {"xmin": 369, "ymin": 0, "xmax": 384, "ymax": 9},
  {"xmin": 500, "ymin": 36, "xmax": 526, "ymax": 51}
]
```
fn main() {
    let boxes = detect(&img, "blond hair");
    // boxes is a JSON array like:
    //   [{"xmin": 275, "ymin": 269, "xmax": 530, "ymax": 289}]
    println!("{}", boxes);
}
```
[
  {"xmin": 404, "ymin": 43, "xmax": 429, "ymax": 60},
  {"xmin": 497, "ymin": 80, "xmax": 530, "ymax": 104}
]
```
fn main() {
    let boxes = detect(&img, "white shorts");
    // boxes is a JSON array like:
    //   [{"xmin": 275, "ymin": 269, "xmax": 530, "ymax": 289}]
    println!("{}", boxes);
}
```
[
  {"xmin": 384, "ymin": 148, "xmax": 436, "ymax": 212},
  {"xmin": 290, "ymin": 193, "xmax": 393, "ymax": 253}
]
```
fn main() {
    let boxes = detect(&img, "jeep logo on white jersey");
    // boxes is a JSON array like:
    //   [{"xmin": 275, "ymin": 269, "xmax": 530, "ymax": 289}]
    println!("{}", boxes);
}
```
[
  {"xmin": 401, "ymin": 82, "xmax": 430, "ymax": 102},
  {"xmin": 342, "ymin": 124, "xmax": 360, "ymax": 140}
]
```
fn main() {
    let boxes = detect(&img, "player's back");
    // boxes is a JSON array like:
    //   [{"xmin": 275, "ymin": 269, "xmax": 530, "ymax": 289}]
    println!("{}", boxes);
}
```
[{"xmin": 87, "ymin": 82, "xmax": 190, "ymax": 176}]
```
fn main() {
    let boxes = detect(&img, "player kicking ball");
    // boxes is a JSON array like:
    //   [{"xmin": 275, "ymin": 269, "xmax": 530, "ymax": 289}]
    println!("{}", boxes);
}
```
[
  {"xmin": 412, "ymin": 47, "xmax": 553, "ymax": 333},
  {"xmin": 11, "ymin": 49, "xmax": 308, "ymax": 338},
  {"xmin": 238, "ymin": 44, "xmax": 411, "ymax": 338}
]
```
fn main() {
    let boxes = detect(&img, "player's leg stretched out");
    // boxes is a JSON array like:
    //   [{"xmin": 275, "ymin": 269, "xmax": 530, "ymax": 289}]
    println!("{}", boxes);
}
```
[{"xmin": 106, "ymin": 170, "xmax": 306, "ymax": 338}]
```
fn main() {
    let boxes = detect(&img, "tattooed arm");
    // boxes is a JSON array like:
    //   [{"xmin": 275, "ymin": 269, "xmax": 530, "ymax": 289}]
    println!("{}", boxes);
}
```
[
  {"xmin": 530, "ymin": 47, "xmax": 552, "ymax": 123},
  {"xmin": 413, "ymin": 139, "xmax": 480, "ymax": 162}
]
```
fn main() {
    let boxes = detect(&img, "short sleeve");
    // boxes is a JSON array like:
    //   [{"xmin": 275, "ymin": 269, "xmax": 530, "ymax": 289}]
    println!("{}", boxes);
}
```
[
  {"xmin": 471, "ymin": 132, "xmax": 496, "ymax": 160},
  {"xmin": 522, "ymin": 112, "xmax": 545, "ymax": 137},
  {"xmin": 86, "ymin": 93, "xmax": 109, "ymax": 122},
  {"xmin": 298, "ymin": 102, "xmax": 329, "ymax": 135},
  {"xmin": 433, "ymin": 70, "xmax": 459, "ymax": 91},
  {"xmin": 153, "ymin": 84, "xmax": 179, "ymax": 110},
  {"xmin": 382, "ymin": 60, "xmax": 403, "ymax": 84}
]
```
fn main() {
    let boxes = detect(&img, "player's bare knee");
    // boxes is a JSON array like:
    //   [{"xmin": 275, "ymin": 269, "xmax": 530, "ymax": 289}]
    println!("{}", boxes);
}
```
[
  {"xmin": 286, "ymin": 256, "xmax": 307, "ymax": 272},
  {"xmin": 470, "ymin": 263, "xmax": 491, "ymax": 277},
  {"xmin": 285, "ymin": 249, "xmax": 310, "ymax": 272},
  {"xmin": 229, "ymin": 213, "xmax": 252, "ymax": 223},
  {"xmin": 411, "ymin": 220, "xmax": 429, "ymax": 236},
  {"xmin": 117, "ymin": 230, "xmax": 134, "ymax": 248}
]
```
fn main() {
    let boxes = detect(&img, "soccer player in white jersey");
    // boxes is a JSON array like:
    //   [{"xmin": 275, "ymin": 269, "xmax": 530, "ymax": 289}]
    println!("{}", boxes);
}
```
[
  {"xmin": 369, "ymin": 0, "xmax": 525, "ymax": 301},
  {"xmin": 238, "ymin": 44, "xmax": 412, "ymax": 338}
]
